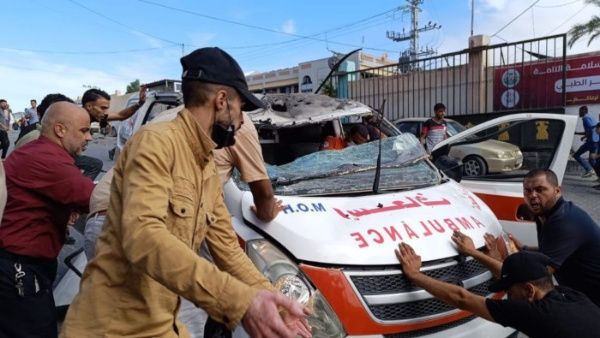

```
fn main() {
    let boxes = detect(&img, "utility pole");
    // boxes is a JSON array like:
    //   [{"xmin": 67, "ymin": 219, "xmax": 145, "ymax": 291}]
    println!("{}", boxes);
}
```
[
  {"xmin": 386, "ymin": 0, "xmax": 441, "ymax": 70},
  {"xmin": 470, "ymin": 0, "xmax": 475, "ymax": 36}
]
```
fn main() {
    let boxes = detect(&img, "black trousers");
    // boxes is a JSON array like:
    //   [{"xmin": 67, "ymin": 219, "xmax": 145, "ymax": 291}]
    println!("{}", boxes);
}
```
[
  {"xmin": 75, "ymin": 155, "xmax": 103, "ymax": 180},
  {"xmin": 0, "ymin": 130, "xmax": 9, "ymax": 159},
  {"xmin": 0, "ymin": 250, "xmax": 58, "ymax": 338},
  {"xmin": 204, "ymin": 317, "xmax": 232, "ymax": 338}
]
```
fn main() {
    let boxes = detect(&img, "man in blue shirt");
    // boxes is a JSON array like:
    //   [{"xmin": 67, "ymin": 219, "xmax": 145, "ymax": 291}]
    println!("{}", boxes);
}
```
[
  {"xmin": 574, "ymin": 106, "xmax": 599, "ymax": 177},
  {"xmin": 24, "ymin": 99, "xmax": 39, "ymax": 126},
  {"xmin": 507, "ymin": 169, "xmax": 600, "ymax": 306}
]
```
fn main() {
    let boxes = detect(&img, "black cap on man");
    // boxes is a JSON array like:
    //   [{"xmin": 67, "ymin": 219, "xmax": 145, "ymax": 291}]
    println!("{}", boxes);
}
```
[{"xmin": 181, "ymin": 47, "xmax": 265, "ymax": 112}]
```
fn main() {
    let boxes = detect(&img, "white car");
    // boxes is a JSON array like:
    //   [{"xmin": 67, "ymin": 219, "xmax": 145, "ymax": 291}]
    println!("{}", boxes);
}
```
[
  {"xmin": 60, "ymin": 93, "xmax": 576, "ymax": 337},
  {"xmin": 395, "ymin": 117, "xmax": 523, "ymax": 177}
]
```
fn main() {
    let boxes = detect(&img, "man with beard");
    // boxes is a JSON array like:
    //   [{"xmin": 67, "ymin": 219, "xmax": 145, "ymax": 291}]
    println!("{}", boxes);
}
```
[
  {"xmin": 0, "ymin": 102, "xmax": 94, "ymax": 337},
  {"xmin": 457, "ymin": 169, "xmax": 600, "ymax": 307},
  {"xmin": 61, "ymin": 47, "xmax": 310, "ymax": 338}
]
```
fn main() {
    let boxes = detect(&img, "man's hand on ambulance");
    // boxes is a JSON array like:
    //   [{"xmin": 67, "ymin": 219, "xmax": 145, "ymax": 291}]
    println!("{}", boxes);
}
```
[
  {"xmin": 451, "ymin": 231, "xmax": 477, "ymax": 256},
  {"xmin": 242, "ymin": 289, "xmax": 312, "ymax": 338},
  {"xmin": 251, "ymin": 198, "xmax": 284, "ymax": 222},
  {"xmin": 483, "ymin": 233, "xmax": 502, "ymax": 261},
  {"xmin": 395, "ymin": 242, "xmax": 422, "ymax": 279},
  {"xmin": 507, "ymin": 233, "xmax": 525, "ymax": 251}
]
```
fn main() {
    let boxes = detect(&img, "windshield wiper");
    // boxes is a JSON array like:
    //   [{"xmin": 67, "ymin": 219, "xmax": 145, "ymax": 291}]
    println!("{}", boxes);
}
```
[{"xmin": 372, "ymin": 99, "xmax": 386, "ymax": 194}]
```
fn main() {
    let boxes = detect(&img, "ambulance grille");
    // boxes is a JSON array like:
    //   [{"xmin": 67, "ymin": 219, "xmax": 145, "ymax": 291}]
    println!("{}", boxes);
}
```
[
  {"xmin": 383, "ymin": 315, "xmax": 477, "ymax": 338},
  {"xmin": 369, "ymin": 279, "xmax": 492, "ymax": 321},
  {"xmin": 345, "ymin": 257, "xmax": 495, "ymax": 323},
  {"xmin": 350, "ymin": 258, "xmax": 488, "ymax": 295}
]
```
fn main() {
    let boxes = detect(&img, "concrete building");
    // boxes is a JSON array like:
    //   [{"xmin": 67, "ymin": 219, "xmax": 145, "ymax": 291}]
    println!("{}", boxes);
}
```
[
  {"xmin": 144, "ymin": 79, "xmax": 181, "ymax": 93},
  {"xmin": 246, "ymin": 51, "xmax": 395, "ymax": 94}
]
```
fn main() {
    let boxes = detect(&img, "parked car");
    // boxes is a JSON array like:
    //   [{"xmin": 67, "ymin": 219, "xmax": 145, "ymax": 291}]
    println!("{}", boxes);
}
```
[
  {"xmin": 395, "ymin": 117, "xmax": 523, "ymax": 177},
  {"xmin": 57, "ymin": 93, "xmax": 577, "ymax": 338}
]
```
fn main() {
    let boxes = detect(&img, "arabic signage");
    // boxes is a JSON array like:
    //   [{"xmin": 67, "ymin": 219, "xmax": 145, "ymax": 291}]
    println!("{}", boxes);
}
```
[
  {"xmin": 493, "ymin": 54, "xmax": 600, "ymax": 110},
  {"xmin": 240, "ymin": 182, "xmax": 502, "ymax": 265}
]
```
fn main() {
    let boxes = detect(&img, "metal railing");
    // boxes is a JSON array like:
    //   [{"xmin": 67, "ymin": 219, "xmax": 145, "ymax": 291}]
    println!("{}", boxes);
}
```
[{"xmin": 330, "ymin": 34, "xmax": 567, "ymax": 121}]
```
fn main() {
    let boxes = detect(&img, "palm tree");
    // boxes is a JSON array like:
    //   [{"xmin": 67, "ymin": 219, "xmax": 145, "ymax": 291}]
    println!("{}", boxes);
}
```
[{"xmin": 568, "ymin": 0, "xmax": 600, "ymax": 48}]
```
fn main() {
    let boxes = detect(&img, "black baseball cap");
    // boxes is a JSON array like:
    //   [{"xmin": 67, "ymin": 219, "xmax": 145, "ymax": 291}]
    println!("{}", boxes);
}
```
[
  {"xmin": 488, "ymin": 251, "xmax": 555, "ymax": 292},
  {"xmin": 180, "ymin": 47, "xmax": 265, "ymax": 111}
]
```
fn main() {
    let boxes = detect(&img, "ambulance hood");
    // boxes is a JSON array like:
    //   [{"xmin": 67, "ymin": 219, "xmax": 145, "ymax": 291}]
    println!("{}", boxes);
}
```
[{"xmin": 241, "ymin": 180, "xmax": 503, "ymax": 265}]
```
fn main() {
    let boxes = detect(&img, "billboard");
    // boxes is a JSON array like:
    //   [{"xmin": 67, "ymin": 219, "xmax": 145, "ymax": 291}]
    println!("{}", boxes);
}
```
[{"xmin": 494, "ymin": 54, "xmax": 600, "ymax": 110}]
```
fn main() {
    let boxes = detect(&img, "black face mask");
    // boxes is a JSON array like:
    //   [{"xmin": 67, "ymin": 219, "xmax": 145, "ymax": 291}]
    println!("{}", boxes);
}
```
[
  {"xmin": 211, "ymin": 123, "xmax": 236, "ymax": 149},
  {"xmin": 211, "ymin": 100, "xmax": 236, "ymax": 149}
]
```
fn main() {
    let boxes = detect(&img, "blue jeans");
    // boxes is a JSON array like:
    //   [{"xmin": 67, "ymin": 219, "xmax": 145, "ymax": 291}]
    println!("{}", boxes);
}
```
[
  {"xmin": 83, "ymin": 213, "xmax": 106, "ymax": 260},
  {"xmin": 574, "ymin": 142, "xmax": 599, "ymax": 172}
]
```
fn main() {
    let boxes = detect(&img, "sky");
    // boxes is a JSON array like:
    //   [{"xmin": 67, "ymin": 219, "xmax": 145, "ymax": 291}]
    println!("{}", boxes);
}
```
[{"xmin": 1, "ymin": 0, "xmax": 599, "ymax": 112}]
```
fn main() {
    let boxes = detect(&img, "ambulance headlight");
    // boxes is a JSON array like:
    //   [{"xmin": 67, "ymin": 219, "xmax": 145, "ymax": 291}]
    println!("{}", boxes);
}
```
[{"xmin": 246, "ymin": 239, "xmax": 346, "ymax": 338}]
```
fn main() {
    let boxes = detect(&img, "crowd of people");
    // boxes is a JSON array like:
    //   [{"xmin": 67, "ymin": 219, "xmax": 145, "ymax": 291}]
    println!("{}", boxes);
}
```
[{"xmin": 0, "ymin": 46, "xmax": 599, "ymax": 338}]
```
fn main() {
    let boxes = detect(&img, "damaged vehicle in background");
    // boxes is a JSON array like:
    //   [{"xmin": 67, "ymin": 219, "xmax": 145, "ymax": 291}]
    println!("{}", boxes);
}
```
[
  {"xmin": 114, "ymin": 91, "xmax": 182, "ymax": 160},
  {"xmin": 58, "ymin": 92, "xmax": 576, "ymax": 338}
]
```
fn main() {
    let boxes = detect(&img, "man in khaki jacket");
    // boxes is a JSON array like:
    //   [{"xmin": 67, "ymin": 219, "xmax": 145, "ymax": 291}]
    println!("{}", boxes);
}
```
[{"xmin": 61, "ymin": 47, "xmax": 310, "ymax": 338}]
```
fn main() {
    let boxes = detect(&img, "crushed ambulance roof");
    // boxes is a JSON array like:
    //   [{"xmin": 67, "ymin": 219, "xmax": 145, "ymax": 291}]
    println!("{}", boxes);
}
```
[{"xmin": 248, "ymin": 93, "xmax": 374, "ymax": 128}]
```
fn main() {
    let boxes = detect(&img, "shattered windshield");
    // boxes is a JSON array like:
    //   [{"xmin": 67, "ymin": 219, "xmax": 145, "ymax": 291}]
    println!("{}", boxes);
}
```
[{"xmin": 234, "ymin": 133, "xmax": 440, "ymax": 196}]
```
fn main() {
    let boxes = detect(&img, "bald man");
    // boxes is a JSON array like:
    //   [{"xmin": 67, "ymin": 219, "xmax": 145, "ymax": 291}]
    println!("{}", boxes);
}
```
[{"xmin": 0, "ymin": 102, "xmax": 95, "ymax": 338}]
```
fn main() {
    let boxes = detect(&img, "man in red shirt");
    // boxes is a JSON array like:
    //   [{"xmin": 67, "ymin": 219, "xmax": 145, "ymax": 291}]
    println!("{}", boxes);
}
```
[{"xmin": 0, "ymin": 101, "xmax": 94, "ymax": 338}]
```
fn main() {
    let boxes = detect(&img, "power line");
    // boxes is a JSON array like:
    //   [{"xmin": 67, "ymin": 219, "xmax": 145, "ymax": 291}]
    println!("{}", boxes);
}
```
[
  {"xmin": 209, "ymin": 7, "xmax": 398, "ymax": 51},
  {"xmin": 137, "ymin": 0, "xmax": 398, "ymax": 53},
  {"xmin": 66, "ymin": 0, "xmax": 181, "ymax": 46},
  {"xmin": 491, "ymin": 0, "xmax": 541, "ymax": 37},
  {"xmin": 546, "ymin": 2, "xmax": 589, "ymax": 34},
  {"xmin": 535, "ymin": 0, "xmax": 581, "ymax": 8},
  {"xmin": 233, "ymin": 16, "xmax": 397, "ymax": 63}
]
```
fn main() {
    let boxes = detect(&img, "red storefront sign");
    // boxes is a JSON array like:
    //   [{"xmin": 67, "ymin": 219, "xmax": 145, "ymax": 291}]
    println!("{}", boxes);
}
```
[{"xmin": 494, "ymin": 54, "xmax": 600, "ymax": 110}]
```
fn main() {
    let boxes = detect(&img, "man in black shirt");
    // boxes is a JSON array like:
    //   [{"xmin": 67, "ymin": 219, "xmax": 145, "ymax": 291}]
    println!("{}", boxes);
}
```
[
  {"xmin": 508, "ymin": 168, "xmax": 600, "ymax": 306},
  {"xmin": 396, "ymin": 243, "xmax": 600, "ymax": 338}
]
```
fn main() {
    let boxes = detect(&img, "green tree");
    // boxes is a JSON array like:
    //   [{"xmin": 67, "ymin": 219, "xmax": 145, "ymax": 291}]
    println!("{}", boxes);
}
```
[
  {"xmin": 126, "ymin": 79, "xmax": 141, "ymax": 94},
  {"xmin": 568, "ymin": 0, "xmax": 600, "ymax": 48},
  {"xmin": 321, "ymin": 80, "xmax": 337, "ymax": 97}
]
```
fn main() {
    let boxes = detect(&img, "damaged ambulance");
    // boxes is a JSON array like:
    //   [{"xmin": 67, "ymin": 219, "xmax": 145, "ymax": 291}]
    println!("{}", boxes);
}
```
[{"xmin": 58, "ymin": 92, "xmax": 576, "ymax": 337}]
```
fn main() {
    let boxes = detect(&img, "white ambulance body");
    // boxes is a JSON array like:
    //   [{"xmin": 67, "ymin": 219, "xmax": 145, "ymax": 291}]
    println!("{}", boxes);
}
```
[{"xmin": 133, "ymin": 93, "xmax": 577, "ymax": 337}]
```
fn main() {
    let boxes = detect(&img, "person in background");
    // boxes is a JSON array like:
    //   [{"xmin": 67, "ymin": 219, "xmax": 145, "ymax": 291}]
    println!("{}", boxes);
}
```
[
  {"xmin": 0, "ymin": 100, "xmax": 12, "ymax": 159},
  {"xmin": 15, "ymin": 94, "xmax": 73, "ymax": 148},
  {"xmin": 574, "ymin": 105, "xmax": 599, "ymax": 178},
  {"xmin": 420, "ymin": 102, "xmax": 447, "ymax": 153},
  {"xmin": 363, "ymin": 115, "xmax": 387, "ymax": 141},
  {"xmin": 24, "ymin": 99, "xmax": 39, "ymax": 126},
  {"xmin": 589, "ymin": 122, "xmax": 600, "ymax": 190},
  {"xmin": 348, "ymin": 123, "xmax": 370, "ymax": 145},
  {"xmin": 0, "ymin": 102, "xmax": 94, "ymax": 338},
  {"xmin": 396, "ymin": 242, "xmax": 600, "ymax": 338}
]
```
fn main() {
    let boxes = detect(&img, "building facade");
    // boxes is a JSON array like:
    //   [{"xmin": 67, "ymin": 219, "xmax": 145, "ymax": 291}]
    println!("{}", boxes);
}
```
[{"xmin": 246, "ymin": 51, "xmax": 394, "ymax": 94}]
